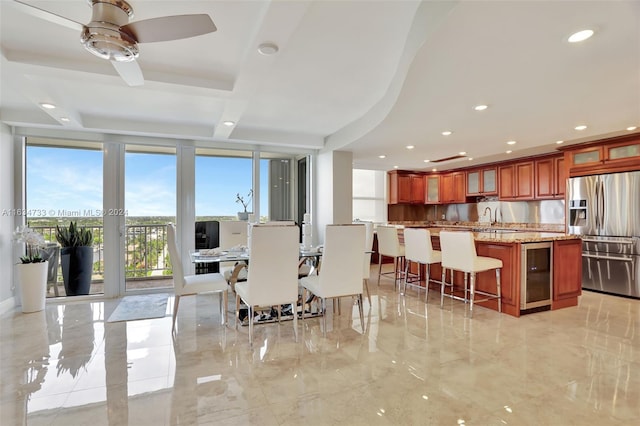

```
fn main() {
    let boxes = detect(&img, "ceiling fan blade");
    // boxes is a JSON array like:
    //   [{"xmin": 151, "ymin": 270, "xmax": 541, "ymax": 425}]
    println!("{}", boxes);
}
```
[
  {"xmin": 13, "ymin": 0, "xmax": 83, "ymax": 32},
  {"xmin": 111, "ymin": 60, "xmax": 144, "ymax": 87},
  {"xmin": 121, "ymin": 14, "xmax": 217, "ymax": 43}
]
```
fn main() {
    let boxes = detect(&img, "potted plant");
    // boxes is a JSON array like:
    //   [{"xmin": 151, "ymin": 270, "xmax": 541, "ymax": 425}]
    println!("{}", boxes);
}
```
[
  {"xmin": 55, "ymin": 221, "xmax": 94, "ymax": 296},
  {"xmin": 13, "ymin": 226, "xmax": 48, "ymax": 313},
  {"xmin": 236, "ymin": 189, "xmax": 253, "ymax": 220}
]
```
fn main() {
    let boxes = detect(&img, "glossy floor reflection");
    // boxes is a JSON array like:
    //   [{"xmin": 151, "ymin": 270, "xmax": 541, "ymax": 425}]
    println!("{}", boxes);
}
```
[{"xmin": 1, "ymin": 276, "xmax": 639, "ymax": 425}]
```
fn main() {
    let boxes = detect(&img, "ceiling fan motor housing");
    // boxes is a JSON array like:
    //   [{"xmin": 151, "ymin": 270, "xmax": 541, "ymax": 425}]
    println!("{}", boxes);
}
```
[{"xmin": 81, "ymin": 0, "xmax": 138, "ymax": 62}]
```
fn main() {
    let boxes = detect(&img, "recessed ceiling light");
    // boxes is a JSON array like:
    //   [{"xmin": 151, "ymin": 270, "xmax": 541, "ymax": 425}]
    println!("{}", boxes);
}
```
[
  {"xmin": 568, "ymin": 29, "xmax": 594, "ymax": 43},
  {"xmin": 474, "ymin": 104, "xmax": 488, "ymax": 111},
  {"xmin": 442, "ymin": 131, "xmax": 452, "ymax": 136},
  {"xmin": 406, "ymin": 145, "xmax": 414, "ymax": 150},
  {"xmin": 223, "ymin": 121, "xmax": 235, "ymax": 126},
  {"xmin": 40, "ymin": 103, "xmax": 56, "ymax": 109},
  {"xmin": 556, "ymin": 140, "xmax": 564, "ymax": 144},
  {"xmin": 60, "ymin": 117, "xmax": 70, "ymax": 122},
  {"xmin": 507, "ymin": 140, "xmax": 516, "ymax": 145},
  {"xmin": 432, "ymin": 168, "xmax": 437, "ymax": 172},
  {"xmin": 378, "ymin": 155, "xmax": 386, "ymax": 159},
  {"xmin": 393, "ymin": 165, "xmax": 398, "ymax": 169},
  {"xmin": 575, "ymin": 125, "xmax": 587, "ymax": 131},
  {"xmin": 459, "ymin": 151, "xmax": 467, "ymax": 155},
  {"xmin": 258, "ymin": 42, "xmax": 279, "ymax": 55},
  {"xmin": 627, "ymin": 126, "xmax": 637, "ymax": 131},
  {"xmin": 506, "ymin": 150, "xmax": 513, "ymax": 154},
  {"xmin": 423, "ymin": 159, "xmax": 430, "ymax": 163},
  {"xmin": 468, "ymin": 157, "xmax": 473, "ymax": 161}
]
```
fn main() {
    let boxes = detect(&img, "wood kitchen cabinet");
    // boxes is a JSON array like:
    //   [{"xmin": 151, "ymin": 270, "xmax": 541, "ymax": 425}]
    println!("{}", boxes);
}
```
[
  {"xmin": 499, "ymin": 161, "xmax": 534, "ymax": 200},
  {"xmin": 388, "ymin": 171, "xmax": 424, "ymax": 204},
  {"xmin": 440, "ymin": 172, "xmax": 465, "ymax": 203},
  {"xmin": 535, "ymin": 155, "xmax": 565, "ymax": 199},
  {"xmin": 424, "ymin": 175, "xmax": 441, "ymax": 204},
  {"xmin": 552, "ymin": 239, "xmax": 582, "ymax": 310},
  {"xmin": 466, "ymin": 167, "xmax": 497, "ymax": 196},
  {"xmin": 563, "ymin": 134, "xmax": 640, "ymax": 176}
]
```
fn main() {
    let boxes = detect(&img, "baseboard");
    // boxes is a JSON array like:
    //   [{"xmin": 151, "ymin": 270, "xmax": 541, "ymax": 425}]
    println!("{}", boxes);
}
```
[{"xmin": 0, "ymin": 296, "xmax": 16, "ymax": 316}]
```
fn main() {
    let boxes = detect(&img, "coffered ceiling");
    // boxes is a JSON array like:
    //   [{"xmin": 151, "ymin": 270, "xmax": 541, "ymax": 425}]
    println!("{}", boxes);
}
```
[{"xmin": 1, "ymin": 0, "xmax": 638, "ymax": 170}]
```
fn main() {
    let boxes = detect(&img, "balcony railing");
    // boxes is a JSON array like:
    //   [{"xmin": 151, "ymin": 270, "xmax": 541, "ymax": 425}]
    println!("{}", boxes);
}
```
[{"xmin": 32, "ymin": 224, "xmax": 173, "ymax": 283}]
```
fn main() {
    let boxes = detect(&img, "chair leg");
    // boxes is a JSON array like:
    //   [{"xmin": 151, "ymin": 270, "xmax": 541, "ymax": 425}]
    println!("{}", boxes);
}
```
[
  {"xmin": 440, "ymin": 268, "xmax": 446, "ymax": 309},
  {"xmin": 221, "ymin": 291, "xmax": 228, "ymax": 326},
  {"xmin": 378, "ymin": 253, "xmax": 383, "ymax": 285},
  {"xmin": 248, "ymin": 305, "xmax": 254, "ymax": 346},
  {"xmin": 464, "ymin": 272, "xmax": 469, "ymax": 304},
  {"xmin": 425, "ymin": 264, "xmax": 431, "ymax": 303},
  {"xmin": 322, "ymin": 298, "xmax": 327, "ymax": 337},
  {"xmin": 235, "ymin": 293, "xmax": 240, "ymax": 329},
  {"xmin": 469, "ymin": 272, "xmax": 476, "ymax": 318},
  {"xmin": 402, "ymin": 260, "xmax": 409, "ymax": 295},
  {"xmin": 357, "ymin": 294, "xmax": 364, "ymax": 333},
  {"xmin": 301, "ymin": 288, "xmax": 307, "ymax": 320},
  {"xmin": 172, "ymin": 295, "xmax": 180, "ymax": 331},
  {"xmin": 363, "ymin": 279, "xmax": 371, "ymax": 306},
  {"xmin": 292, "ymin": 298, "xmax": 298, "ymax": 342},
  {"xmin": 496, "ymin": 268, "xmax": 502, "ymax": 313}
]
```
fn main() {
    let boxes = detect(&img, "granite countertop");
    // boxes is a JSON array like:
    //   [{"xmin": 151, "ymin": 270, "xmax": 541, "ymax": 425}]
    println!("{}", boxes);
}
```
[
  {"xmin": 392, "ymin": 220, "xmax": 566, "ymax": 233},
  {"xmin": 424, "ymin": 227, "xmax": 580, "ymax": 243}
]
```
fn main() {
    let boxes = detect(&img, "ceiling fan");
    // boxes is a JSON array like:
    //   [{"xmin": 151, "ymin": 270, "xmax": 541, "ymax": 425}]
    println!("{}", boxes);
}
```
[{"xmin": 13, "ymin": 0, "xmax": 217, "ymax": 86}]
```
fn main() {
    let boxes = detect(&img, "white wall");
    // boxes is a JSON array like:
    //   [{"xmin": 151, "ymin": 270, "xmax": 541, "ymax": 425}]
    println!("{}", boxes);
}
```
[
  {"xmin": 314, "ymin": 150, "xmax": 353, "ymax": 245},
  {"xmin": 0, "ymin": 123, "xmax": 16, "ymax": 312}
]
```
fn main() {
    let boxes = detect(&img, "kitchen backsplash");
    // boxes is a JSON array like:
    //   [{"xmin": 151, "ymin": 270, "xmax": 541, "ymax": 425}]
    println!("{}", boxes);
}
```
[{"xmin": 388, "ymin": 199, "xmax": 565, "ymax": 226}]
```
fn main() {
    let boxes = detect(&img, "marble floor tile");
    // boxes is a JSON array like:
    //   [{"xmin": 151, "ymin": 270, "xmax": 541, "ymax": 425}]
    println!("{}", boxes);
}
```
[{"xmin": 1, "ymin": 277, "xmax": 639, "ymax": 425}]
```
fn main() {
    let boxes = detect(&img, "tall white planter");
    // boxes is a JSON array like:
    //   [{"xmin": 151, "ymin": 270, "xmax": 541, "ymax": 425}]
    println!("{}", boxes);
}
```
[{"xmin": 17, "ymin": 261, "xmax": 48, "ymax": 313}]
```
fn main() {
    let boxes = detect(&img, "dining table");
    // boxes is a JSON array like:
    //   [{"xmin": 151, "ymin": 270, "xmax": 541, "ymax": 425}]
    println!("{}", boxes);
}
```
[{"xmin": 189, "ymin": 247, "xmax": 325, "ymax": 325}]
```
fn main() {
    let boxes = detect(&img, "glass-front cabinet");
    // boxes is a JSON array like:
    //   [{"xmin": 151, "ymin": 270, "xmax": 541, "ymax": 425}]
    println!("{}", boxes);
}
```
[
  {"xmin": 425, "ymin": 175, "xmax": 440, "ymax": 203},
  {"xmin": 466, "ymin": 167, "xmax": 497, "ymax": 196}
]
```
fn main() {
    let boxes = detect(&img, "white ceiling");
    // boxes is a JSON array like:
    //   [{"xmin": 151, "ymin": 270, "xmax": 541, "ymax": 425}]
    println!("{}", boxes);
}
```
[{"xmin": 1, "ymin": 0, "xmax": 639, "ymax": 171}]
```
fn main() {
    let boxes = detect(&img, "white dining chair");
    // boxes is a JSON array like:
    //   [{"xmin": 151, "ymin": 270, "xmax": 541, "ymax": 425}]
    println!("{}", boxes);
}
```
[
  {"xmin": 376, "ymin": 225, "xmax": 405, "ymax": 290},
  {"xmin": 234, "ymin": 223, "xmax": 300, "ymax": 346},
  {"xmin": 299, "ymin": 224, "xmax": 366, "ymax": 337},
  {"xmin": 219, "ymin": 220, "xmax": 248, "ymax": 281},
  {"xmin": 167, "ymin": 223, "xmax": 230, "ymax": 332},
  {"xmin": 402, "ymin": 228, "xmax": 441, "ymax": 302},
  {"xmin": 358, "ymin": 221, "xmax": 374, "ymax": 305}
]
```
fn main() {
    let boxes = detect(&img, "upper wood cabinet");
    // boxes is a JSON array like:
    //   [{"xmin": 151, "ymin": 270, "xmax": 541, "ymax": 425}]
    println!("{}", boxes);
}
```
[
  {"xmin": 424, "ymin": 175, "xmax": 441, "ymax": 204},
  {"xmin": 499, "ymin": 161, "xmax": 534, "ymax": 200},
  {"xmin": 388, "ymin": 171, "xmax": 424, "ymax": 204},
  {"xmin": 563, "ymin": 134, "xmax": 640, "ymax": 176},
  {"xmin": 535, "ymin": 155, "xmax": 565, "ymax": 199},
  {"xmin": 441, "ymin": 172, "xmax": 465, "ymax": 203},
  {"xmin": 466, "ymin": 167, "xmax": 497, "ymax": 196}
]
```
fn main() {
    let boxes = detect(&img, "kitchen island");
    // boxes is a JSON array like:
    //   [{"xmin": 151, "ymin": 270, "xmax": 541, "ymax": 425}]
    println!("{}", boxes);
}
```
[{"xmin": 413, "ymin": 228, "xmax": 582, "ymax": 317}]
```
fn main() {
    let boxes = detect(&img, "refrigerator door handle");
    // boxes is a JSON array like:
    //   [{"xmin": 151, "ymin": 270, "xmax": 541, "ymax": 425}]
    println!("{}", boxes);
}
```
[
  {"xmin": 599, "ymin": 179, "xmax": 605, "ymax": 233},
  {"xmin": 594, "ymin": 180, "xmax": 600, "ymax": 230}
]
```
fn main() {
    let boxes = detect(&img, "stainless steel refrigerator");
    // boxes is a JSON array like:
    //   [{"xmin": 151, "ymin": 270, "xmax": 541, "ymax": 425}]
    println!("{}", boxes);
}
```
[{"xmin": 567, "ymin": 171, "xmax": 640, "ymax": 298}]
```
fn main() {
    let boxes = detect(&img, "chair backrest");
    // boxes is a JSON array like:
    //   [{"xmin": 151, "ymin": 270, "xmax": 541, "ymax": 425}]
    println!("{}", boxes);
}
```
[
  {"xmin": 376, "ymin": 225, "xmax": 403, "ymax": 257},
  {"xmin": 167, "ymin": 223, "xmax": 185, "ymax": 292},
  {"xmin": 404, "ymin": 228, "xmax": 436, "ymax": 264},
  {"xmin": 318, "ymin": 224, "xmax": 366, "ymax": 297},
  {"xmin": 439, "ymin": 231, "xmax": 477, "ymax": 272},
  {"xmin": 245, "ymin": 224, "xmax": 299, "ymax": 306},
  {"xmin": 219, "ymin": 220, "xmax": 248, "ymax": 249}
]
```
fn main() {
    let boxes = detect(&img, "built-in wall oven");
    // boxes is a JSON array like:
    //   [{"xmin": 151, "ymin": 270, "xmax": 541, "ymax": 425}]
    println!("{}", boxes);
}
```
[{"xmin": 521, "ymin": 242, "xmax": 553, "ymax": 311}]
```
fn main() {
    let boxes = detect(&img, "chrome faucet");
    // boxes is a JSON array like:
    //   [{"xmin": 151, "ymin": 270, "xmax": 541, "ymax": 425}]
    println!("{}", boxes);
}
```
[{"xmin": 483, "ymin": 207, "xmax": 493, "ymax": 224}]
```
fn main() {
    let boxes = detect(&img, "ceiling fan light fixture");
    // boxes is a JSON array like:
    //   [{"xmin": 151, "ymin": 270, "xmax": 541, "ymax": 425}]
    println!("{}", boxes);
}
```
[{"xmin": 81, "ymin": 25, "xmax": 139, "ymax": 61}]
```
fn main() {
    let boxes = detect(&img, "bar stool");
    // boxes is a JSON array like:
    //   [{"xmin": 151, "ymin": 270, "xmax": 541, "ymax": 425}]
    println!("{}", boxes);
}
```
[
  {"xmin": 376, "ymin": 225, "xmax": 405, "ymax": 290},
  {"xmin": 402, "ymin": 228, "xmax": 441, "ymax": 302},
  {"xmin": 439, "ymin": 231, "xmax": 502, "ymax": 317}
]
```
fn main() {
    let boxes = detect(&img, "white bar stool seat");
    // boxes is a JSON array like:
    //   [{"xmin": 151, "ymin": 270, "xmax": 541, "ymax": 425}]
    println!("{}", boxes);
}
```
[
  {"xmin": 402, "ymin": 228, "xmax": 441, "ymax": 302},
  {"xmin": 439, "ymin": 231, "xmax": 502, "ymax": 317}
]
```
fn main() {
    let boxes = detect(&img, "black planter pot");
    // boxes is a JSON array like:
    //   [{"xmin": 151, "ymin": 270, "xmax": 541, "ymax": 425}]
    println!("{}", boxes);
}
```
[{"xmin": 60, "ymin": 246, "xmax": 93, "ymax": 296}]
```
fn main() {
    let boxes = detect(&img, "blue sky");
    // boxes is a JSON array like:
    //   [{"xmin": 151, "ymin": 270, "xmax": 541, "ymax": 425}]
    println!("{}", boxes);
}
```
[{"xmin": 26, "ymin": 146, "xmax": 268, "ymax": 217}]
